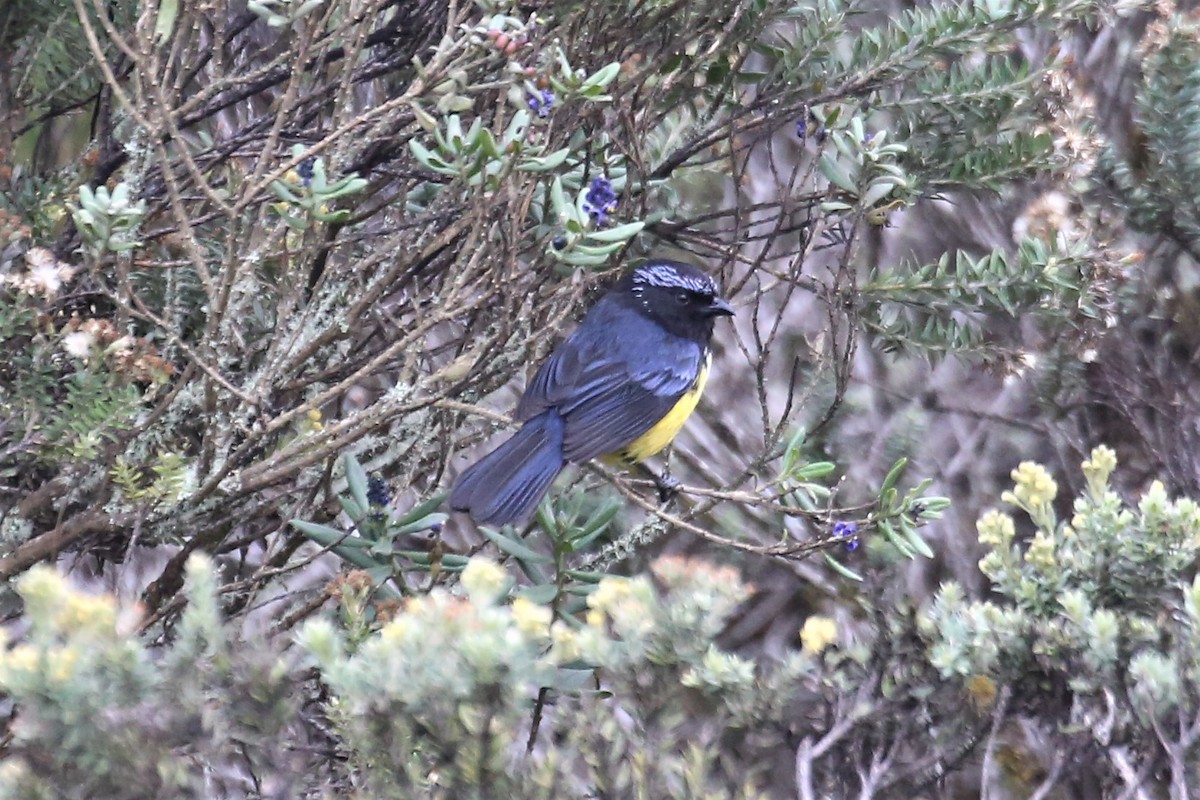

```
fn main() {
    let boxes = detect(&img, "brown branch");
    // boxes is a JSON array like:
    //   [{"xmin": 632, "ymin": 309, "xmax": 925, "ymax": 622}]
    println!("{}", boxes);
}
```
[{"xmin": 0, "ymin": 512, "xmax": 131, "ymax": 580}]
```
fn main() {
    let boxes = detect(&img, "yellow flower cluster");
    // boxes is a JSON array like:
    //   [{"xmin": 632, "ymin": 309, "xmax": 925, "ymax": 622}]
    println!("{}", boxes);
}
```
[
  {"xmin": 1024, "ymin": 532, "xmax": 1057, "ymax": 570},
  {"xmin": 0, "ymin": 568, "xmax": 119, "ymax": 693},
  {"xmin": 373, "ymin": 559, "xmax": 563, "ymax": 667},
  {"xmin": 977, "ymin": 510, "xmax": 1016, "ymax": 548},
  {"xmin": 378, "ymin": 608, "xmax": 412, "ymax": 645},
  {"xmin": 585, "ymin": 575, "xmax": 654, "ymax": 638},
  {"xmin": 304, "ymin": 408, "xmax": 324, "ymax": 433},
  {"xmin": 549, "ymin": 623, "xmax": 583, "ymax": 663},
  {"xmin": 800, "ymin": 615, "xmax": 838, "ymax": 655},
  {"xmin": 460, "ymin": 558, "xmax": 509, "ymax": 605},
  {"xmin": 1081, "ymin": 445, "xmax": 1117, "ymax": 490},
  {"xmin": 57, "ymin": 592, "xmax": 118, "ymax": 635},
  {"xmin": 648, "ymin": 555, "xmax": 752, "ymax": 623},
  {"xmin": 510, "ymin": 597, "xmax": 552, "ymax": 636},
  {"xmin": 650, "ymin": 554, "xmax": 744, "ymax": 594},
  {"xmin": 18, "ymin": 566, "xmax": 117, "ymax": 638},
  {"xmin": 1004, "ymin": 461, "xmax": 1058, "ymax": 509},
  {"xmin": 0, "ymin": 643, "xmax": 82, "ymax": 688}
]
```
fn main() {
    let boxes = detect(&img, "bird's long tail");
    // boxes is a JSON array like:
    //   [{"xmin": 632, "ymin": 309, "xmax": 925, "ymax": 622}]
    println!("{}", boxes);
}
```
[{"xmin": 449, "ymin": 411, "xmax": 566, "ymax": 526}]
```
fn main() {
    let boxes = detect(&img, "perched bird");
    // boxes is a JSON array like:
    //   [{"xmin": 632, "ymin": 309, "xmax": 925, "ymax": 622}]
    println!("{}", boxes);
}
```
[{"xmin": 450, "ymin": 259, "xmax": 734, "ymax": 526}]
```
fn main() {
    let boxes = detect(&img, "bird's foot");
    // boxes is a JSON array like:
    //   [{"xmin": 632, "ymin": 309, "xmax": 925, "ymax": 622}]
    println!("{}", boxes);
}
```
[{"xmin": 651, "ymin": 469, "xmax": 681, "ymax": 504}]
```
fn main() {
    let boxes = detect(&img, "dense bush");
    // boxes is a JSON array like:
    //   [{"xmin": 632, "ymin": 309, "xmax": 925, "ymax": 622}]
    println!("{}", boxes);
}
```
[
  {"xmin": 3, "ymin": 0, "xmax": 1200, "ymax": 797},
  {"xmin": 3, "ymin": 449, "xmax": 1199, "ymax": 797}
]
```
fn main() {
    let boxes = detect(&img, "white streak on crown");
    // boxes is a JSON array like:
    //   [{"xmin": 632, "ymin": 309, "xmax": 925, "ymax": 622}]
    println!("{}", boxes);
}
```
[{"xmin": 632, "ymin": 262, "xmax": 715, "ymax": 295}]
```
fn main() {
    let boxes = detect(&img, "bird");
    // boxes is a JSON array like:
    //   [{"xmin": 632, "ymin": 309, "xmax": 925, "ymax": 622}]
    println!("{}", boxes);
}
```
[{"xmin": 449, "ymin": 259, "xmax": 734, "ymax": 527}]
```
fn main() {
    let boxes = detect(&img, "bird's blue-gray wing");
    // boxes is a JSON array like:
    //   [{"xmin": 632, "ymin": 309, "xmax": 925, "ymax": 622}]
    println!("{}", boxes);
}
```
[
  {"xmin": 513, "ymin": 297, "xmax": 704, "ymax": 461},
  {"xmin": 515, "ymin": 334, "xmax": 584, "ymax": 421},
  {"xmin": 558, "ymin": 359, "xmax": 696, "ymax": 461},
  {"xmin": 515, "ymin": 338, "xmax": 701, "ymax": 462}
]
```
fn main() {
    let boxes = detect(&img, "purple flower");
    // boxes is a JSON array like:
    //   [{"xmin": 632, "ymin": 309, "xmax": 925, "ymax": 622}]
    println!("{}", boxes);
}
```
[
  {"xmin": 297, "ymin": 157, "xmax": 315, "ymax": 186},
  {"xmin": 367, "ymin": 476, "xmax": 391, "ymax": 508},
  {"xmin": 582, "ymin": 176, "xmax": 618, "ymax": 225},
  {"xmin": 527, "ymin": 88, "xmax": 556, "ymax": 118},
  {"xmin": 832, "ymin": 520, "xmax": 859, "ymax": 552},
  {"xmin": 795, "ymin": 117, "xmax": 807, "ymax": 139}
]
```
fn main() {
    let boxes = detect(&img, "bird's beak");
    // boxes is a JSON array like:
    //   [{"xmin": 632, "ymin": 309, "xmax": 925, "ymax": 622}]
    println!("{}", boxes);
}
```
[{"xmin": 707, "ymin": 297, "xmax": 735, "ymax": 317}]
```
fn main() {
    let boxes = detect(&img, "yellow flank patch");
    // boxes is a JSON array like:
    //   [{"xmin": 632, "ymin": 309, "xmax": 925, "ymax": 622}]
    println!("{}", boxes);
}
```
[{"xmin": 613, "ymin": 351, "xmax": 711, "ymax": 465}]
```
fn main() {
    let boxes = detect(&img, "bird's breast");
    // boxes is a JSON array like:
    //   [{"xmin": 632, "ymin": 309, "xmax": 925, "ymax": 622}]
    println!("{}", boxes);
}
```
[{"xmin": 612, "ymin": 350, "xmax": 711, "ymax": 465}]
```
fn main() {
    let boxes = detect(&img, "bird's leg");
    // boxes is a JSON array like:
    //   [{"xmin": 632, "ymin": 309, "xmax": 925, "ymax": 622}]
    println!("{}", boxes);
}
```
[
  {"xmin": 640, "ymin": 451, "xmax": 680, "ymax": 504},
  {"xmin": 653, "ymin": 469, "xmax": 681, "ymax": 504}
]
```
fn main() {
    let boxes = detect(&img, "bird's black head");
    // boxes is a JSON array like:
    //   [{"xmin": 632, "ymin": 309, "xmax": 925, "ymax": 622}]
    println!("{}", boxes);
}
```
[{"xmin": 616, "ymin": 260, "xmax": 734, "ymax": 342}]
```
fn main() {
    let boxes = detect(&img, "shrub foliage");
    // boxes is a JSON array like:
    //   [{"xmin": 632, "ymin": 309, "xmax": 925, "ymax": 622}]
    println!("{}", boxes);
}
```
[{"xmin": 2, "ymin": 0, "xmax": 1200, "ymax": 797}]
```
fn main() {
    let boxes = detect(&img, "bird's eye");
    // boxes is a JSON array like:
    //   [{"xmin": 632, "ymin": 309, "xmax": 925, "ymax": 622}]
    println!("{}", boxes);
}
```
[{"xmin": 675, "ymin": 291, "xmax": 690, "ymax": 305}]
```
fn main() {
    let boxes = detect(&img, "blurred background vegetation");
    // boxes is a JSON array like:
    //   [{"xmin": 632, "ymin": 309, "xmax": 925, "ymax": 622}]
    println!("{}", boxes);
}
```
[{"xmin": 2, "ymin": 0, "xmax": 1200, "ymax": 797}]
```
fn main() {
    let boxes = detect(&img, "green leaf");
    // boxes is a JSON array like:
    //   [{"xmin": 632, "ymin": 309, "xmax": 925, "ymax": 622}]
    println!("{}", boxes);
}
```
[
  {"xmin": 394, "ymin": 492, "xmax": 449, "ymax": 527},
  {"xmin": 518, "ymin": 147, "xmax": 571, "ymax": 172},
  {"xmin": 478, "ymin": 526, "xmax": 553, "ymax": 564},
  {"xmin": 550, "ymin": 177, "xmax": 568, "ymax": 220},
  {"xmin": 78, "ymin": 184, "xmax": 100, "ymax": 213},
  {"xmin": 565, "ymin": 569, "xmax": 607, "ymax": 583},
  {"xmin": 396, "ymin": 551, "xmax": 471, "ymax": 569},
  {"xmin": 823, "ymin": 551, "xmax": 863, "ymax": 581},
  {"xmin": 550, "ymin": 667, "xmax": 596, "ymax": 691},
  {"xmin": 781, "ymin": 427, "xmax": 806, "ymax": 475},
  {"xmin": 879, "ymin": 457, "xmax": 908, "ymax": 498},
  {"xmin": 819, "ymin": 153, "xmax": 857, "ymax": 193},
  {"xmin": 343, "ymin": 453, "xmax": 370, "ymax": 514},
  {"xmin": 535, "ymin": 499, "xmax": 559, "ymax": 537},
  {"xmin": 280, "ymin": 212, "xmax": 309, "ymax": 231},
  {"xmin": 860, "ymin": 179, "xmax": 897, "ymax": 208},
  {"xmin": 548, "ymin": 75, "xmax": 572, "ymax": 97},
  {"xmin": 515, "ymin": 584, "xmax": 561, "ymax": 604},
  {"xmin": 412, "ymin": 104, "xmax": 438, "ymax": 132},
  {"xmin": 557, "ymin": 595, "xmax": 591, "ymax": 616},
  {"xmin": 571, "ymin": 241, "xmax": 625, "ymax": 257},
  {"xmin": 504, "ymin": 110, "xmax": 532, "ymax": 144},
  {"xmin": 586, "ymin": 221, "xmax": 645, "ymax": 243},
  {"xmin": 476, "ymin": 128, "xmax": 501, "ymax": 160},
  {"xmin": 794, "ymin": 461, "xmax": 836, "ymax": 481},
  {"xmin": 270, "ymin": 179, "xmax": 302, "ymax": 203},
  {"xmin": 331, "ymin": 542, "xmax": 384, "ymax": 571},
  {"xmin": 569, "ymin": 500, "xmax": 622, "ymax": 551},
  {"xmin": 393, "ymin": 512, "xmax": 448, "ymax": 536},
  {"xmin": 291, "ymin": 519, "xmax": 352, "ymax": 547},
  {"xmin": 313, "ymin": 209, "xmax": 351, "ymax": 224},
  {"xmin": 464, "ymin": 117, "xmax": 484, "ymax": 150},
  {"xmin": 336, "ymin": 495, "xmax": 365, "ymax": 524},
  {"xmin": 368, "ymin": 538, "xmax": 396, "ymax": 557},
  {"xmin": 409, "ymin": 139, "xmax": 448, "ymax": 170},
  {"xmin": 878, "ymin": 520, "xmax": 915, "ymax": 558},
  {"xmin": 581, "ymin": 62, "xmax": 621, "ymax": 91},
  {"xmin": 561, "ymin": 251, "xmax": 612, "ymax": 267},
  {"xmin": 899, "ymin": 518, "xmax": 934, "ymax": 559},
  {"xmin": 446, "ymin": 114, "xmax": 464, "ymax": 148},
  {"xmin": 320, "ymin": 177, "xmax": 369, "ymax": 200},
  {"xmin": 918, "ymin": 497, "xmax": 952, "ymax": 518}
]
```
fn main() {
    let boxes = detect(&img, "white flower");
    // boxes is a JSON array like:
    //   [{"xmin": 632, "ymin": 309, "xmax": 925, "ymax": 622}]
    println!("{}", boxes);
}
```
[
  {"xmin": 62, "ymin": 331, "xmax": 94, "ymax": 359},
  {"xmin": 22, "ymin": 247, "xmax": 76, "ymax": 296},
  {"xmin": 461, "ymin": 558, "xmax": 509, "ymax": 605}
]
